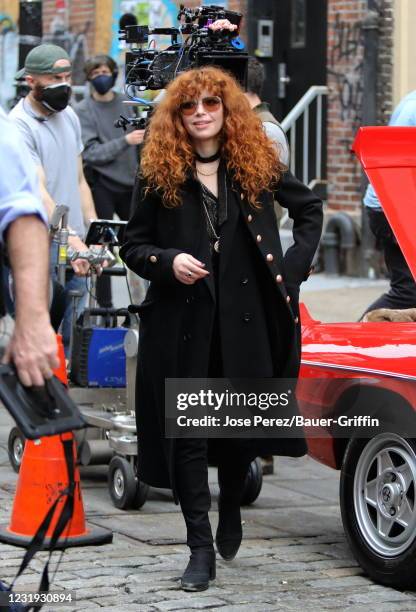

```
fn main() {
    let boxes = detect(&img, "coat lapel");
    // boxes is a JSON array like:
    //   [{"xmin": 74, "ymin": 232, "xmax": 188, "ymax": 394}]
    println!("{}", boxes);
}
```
[
  {"xmin": 198, "ymin": 227, "xmax": 216, "ymax": 302},
  {"xmin": 184, "ymin": 175, "xmax": 216, "ymax": 302},
  {"xmin": 219, "ymin": 166, "xmax": 239, "ymax": 282}
]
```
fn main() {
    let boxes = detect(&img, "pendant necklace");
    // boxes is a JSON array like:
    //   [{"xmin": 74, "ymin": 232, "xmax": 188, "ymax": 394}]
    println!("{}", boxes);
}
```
[
  {"xmin": 202, "ymin": 199, "xmax": 220, "ymax": 252},
  {"xmin": 195, "ymin": 153, "xmax": 222, "ymax": 252}
]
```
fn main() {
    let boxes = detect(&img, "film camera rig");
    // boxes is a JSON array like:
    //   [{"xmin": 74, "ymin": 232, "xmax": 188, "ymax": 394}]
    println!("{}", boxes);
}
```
[{"xmin": 116, "ymin": 3, "xmax": 247, "ymax": 130}]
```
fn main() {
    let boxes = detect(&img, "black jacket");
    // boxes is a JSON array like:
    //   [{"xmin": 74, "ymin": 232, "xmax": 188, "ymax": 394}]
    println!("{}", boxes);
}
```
[{"xmin": 120, "ymin": 166, "xmax": 323, "ymax": 491}]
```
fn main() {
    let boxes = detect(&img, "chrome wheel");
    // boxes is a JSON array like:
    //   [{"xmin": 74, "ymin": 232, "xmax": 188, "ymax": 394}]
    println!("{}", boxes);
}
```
[
  {"xmin": 354, "ymin": 433, "xmax": 416, "ymax": 557},
  {"xmin": 8, "ymin": 427, "xmax": 25, "ymax": 473},
  {"xmin": 113, "ymin": 467, "xmax": 125, "ymax": 499},
  {"xmin": 12, "ymin": 436, "xmax": 24, "ymax": 466},
  {"xmin": 108, "ymin": 455, "xmax": 147, "ymax": 509}
]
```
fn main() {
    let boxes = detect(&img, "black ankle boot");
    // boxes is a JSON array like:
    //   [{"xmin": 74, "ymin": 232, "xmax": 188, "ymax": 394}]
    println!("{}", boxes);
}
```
[
  {"xmin": 215, "ymin": 495, "xmax": 242, "ymax": 561},
  {"xmin": 180, "ymin": 547, "xmax": 216, "ymax": 591}
]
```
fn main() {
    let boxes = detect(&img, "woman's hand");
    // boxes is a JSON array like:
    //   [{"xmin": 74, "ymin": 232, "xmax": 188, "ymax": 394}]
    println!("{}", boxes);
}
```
[{"xmin": 173, "ymin": 253, "xmax": 209, "ymax": 285}]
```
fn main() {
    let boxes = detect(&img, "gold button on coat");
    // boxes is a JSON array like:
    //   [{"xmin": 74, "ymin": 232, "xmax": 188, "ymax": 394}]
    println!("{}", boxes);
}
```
[
  {"xmin": 247, "ymin": 214, "xmax": 253, "ymax": 222},
  {"xmin": 286, "ymin": 295, "xmax": 291, "ymax": 303},
  {"xmin": 266, "ymin": 254, "xmax": 273, "ymax": 262},
  {"xmin": 240, "ymin": 192, "xmax": 244, "ymax": 200},
  {"xmin": 256, "ymin": 234, "xmax": 262, "ymax": 242},
  {"xmin": 294, "ymin": 316, "xmax": 299, "ymax": 324},
  {"xmin": 149, "ymin": 255, "xmax": 158, "ymax": 263},
  {"xmin": 276, "ymin": 274, "xmax": 283, "ymax": 283}
]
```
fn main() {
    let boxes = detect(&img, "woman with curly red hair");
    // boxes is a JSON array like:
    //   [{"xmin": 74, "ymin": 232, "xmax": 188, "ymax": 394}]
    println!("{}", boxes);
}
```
[{"xmin": 120, "ymin": 65, "xmax": 323, "ymax": 591}]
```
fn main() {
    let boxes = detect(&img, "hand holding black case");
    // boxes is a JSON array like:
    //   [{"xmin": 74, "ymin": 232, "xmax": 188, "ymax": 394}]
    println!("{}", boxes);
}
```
[{"xmin": 0, "ymin": 365, "xmax": 85, "ymax": 439}]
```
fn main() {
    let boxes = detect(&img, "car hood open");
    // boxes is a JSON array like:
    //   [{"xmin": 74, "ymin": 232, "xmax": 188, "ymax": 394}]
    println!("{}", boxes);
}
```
[{"xmin": 353, "ymin": 126, "xmax": 416, "ymax": 281}]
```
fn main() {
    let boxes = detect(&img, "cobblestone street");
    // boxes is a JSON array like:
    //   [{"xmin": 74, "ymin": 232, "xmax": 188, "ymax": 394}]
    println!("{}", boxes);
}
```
[
  {"xmin": 1, "ymin": 423, "xmax": 416, "ymax": 609},
  {"xmin": 0, "ymin": 278, "xmax": 415, "ymax": 611}
]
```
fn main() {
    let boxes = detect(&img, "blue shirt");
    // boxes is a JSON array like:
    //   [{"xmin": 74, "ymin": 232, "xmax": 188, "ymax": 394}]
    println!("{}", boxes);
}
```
[
  {"xmin": 364, "ymin": 90, "xmax": 416, "ymax": 209},
  {"xmin": 0, "ymin": 106, "xmax": 47, "ymax": 241}
]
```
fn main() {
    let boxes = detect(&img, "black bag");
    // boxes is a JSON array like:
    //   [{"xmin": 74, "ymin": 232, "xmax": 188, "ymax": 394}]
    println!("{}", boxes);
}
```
[{"xmin": 0, "ymin": 365, "xmax": 85, "ymax": 439}]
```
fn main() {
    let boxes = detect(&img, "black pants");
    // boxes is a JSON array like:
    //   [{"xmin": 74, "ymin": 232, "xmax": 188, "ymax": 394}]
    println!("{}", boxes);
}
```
[
  {"xmin": 92, "ymin": 175, "xmax": 133, "ymax": 308},
  {"xmin": 363, "ymin": 208, "xmax": 416, "ymax": 315},
  {"xmin": 174, "ymin": 304, "xmax": 255, "ymax": 549},
  {"xmin": 175, "ymin": 438, "xmax": 255, "ymax": 549}
]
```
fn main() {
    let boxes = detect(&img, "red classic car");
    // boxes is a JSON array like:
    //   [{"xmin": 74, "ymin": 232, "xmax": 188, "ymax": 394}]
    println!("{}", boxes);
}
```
[{"xmin": 298, "ymin": 126, "xmax": 416, "ymax": 589}]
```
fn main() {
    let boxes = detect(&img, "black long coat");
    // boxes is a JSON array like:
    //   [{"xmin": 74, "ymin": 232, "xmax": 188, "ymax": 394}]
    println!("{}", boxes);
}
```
[{"xmin": 120, "ymin": 166, "xmax": 323, "ymax": 491}]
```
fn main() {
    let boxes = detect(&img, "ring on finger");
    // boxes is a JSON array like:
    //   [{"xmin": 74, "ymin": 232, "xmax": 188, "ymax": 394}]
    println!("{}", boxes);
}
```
[{"xmin": 187, "ymin": 271, "xmax": 192, "ymax": 277}]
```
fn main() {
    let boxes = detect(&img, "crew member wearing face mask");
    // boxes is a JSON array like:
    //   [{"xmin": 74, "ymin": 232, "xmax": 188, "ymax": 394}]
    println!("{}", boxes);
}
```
[
  {"xmin": 9, "ymin": 44, "xmax": 98, "ymax": 355},
  {"xmin": 74, "ymin": 54, "xmax": 144, "ymax": 309}
]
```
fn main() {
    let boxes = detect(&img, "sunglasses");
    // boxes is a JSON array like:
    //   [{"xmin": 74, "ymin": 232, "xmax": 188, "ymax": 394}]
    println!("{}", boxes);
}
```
[{"xmin": 179, "ymin": 96, "xmax": 222, "ymax": 116}]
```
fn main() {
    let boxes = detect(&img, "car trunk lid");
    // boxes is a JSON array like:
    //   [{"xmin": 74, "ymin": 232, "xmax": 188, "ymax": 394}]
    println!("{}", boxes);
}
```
[{"xmin": 353, "ymin": 126, "xmax": 416, "ymax": 281}]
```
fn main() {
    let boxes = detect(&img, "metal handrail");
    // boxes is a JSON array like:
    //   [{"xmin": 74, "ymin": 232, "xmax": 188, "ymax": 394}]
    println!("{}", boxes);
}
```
[
  {"xmin": 281, "ymin": 85, "xmax": 328, "ymax": 185},
  {"xmin": 279, "ymin": 85, "xmax": 328, "ymax": 229},
  {"xmin": 280, "ymin": 85, "xmax": 328, "ymax": 132}
]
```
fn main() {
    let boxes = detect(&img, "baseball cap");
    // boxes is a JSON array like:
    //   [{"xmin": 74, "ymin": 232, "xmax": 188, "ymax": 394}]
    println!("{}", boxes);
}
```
[{"xmin": 16, "ymin": 44, "xmax": 71, "ymax": 79}]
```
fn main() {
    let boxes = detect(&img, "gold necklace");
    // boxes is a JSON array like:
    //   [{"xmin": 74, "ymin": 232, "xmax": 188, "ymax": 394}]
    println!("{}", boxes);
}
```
[{"xmin": 196, "ymin": 161, "xmax": 220, "ymax": 177}]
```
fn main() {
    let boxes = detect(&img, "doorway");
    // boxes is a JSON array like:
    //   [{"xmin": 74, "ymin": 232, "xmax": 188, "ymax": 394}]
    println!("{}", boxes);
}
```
[
  {"xmin": 247, "ymin": 0, "xmax": 327, "ymax": 119},
  {"xmin": 246, "ymin": 0, "xmax": 327, "ymax": 185}
]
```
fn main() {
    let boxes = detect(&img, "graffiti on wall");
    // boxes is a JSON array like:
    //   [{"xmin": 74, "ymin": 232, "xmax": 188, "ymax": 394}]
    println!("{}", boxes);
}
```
[
  {"xmin": 44, "ymin": 8, "xmax": 91, "ymax": 84},
  {"xmin": 0, "ymin": 13, "xmax": 18, "ymax": 109},
  {"xmin": 328, "ymin": 13, "xmax": 364, "ymax": 135},
  {"xmin": 111, "ymin": 0, "xmax": 178, "ymax": 60},
  {"xmin": 0, "ymin": 5, "xmax": 91, "ymax": 106}
]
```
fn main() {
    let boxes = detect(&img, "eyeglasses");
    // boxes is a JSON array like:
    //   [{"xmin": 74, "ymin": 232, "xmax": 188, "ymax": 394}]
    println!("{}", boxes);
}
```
[{"xmin": 179, "ymin": 96, "xmax": 222, "ymax": 116}]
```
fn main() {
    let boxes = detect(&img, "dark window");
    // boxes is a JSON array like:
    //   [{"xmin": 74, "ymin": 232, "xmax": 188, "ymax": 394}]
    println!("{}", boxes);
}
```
[{"xmin": 291, "ymin": 0, "xmax": 306, "ymax": 48}]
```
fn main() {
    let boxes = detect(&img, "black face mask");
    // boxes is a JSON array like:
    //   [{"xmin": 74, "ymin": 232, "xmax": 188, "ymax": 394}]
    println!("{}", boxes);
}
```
[
  {"xmin": 90, "ymin": 74, "xmax": 115, "ymax": 95},
  {"xmin": 37, "ymin": 83, "xmax": 72, "ymax": 112}
]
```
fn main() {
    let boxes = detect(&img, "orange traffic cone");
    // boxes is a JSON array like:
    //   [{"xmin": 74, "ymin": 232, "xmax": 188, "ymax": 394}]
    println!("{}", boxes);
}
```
[
  {"xmin": 0, "ymin": 433, "xmax": 112, "ymax": 549},
  {"xmin": 0, "ymin": 334, "xmax": 112, "ymax": 549},
  {"xmin": 54, "ymin": 334, "xmax": 68, "ymax": 386}
]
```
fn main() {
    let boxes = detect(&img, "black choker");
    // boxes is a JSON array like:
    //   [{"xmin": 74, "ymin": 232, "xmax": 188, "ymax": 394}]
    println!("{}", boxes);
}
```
[{"xmin": 195, "ymin": 150, "xmax": 221, "ymax": 163}]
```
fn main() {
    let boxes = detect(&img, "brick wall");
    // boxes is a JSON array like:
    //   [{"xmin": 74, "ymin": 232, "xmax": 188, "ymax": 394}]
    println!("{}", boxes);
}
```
[
  {"xmin": 376, "ymin": 0, "xmax": 393, "ymax": 125},
  {"xmin": 326, "ymin": 0, "xmax": 394, "ymax": 218},
  {"xmin": 327, "ymin": 0, "xmax": 367, "ymax": 217},
  {"xmin": 43, "ymin": 0, "xmax": 95, "ymax": 49},
  {"xmin": 41, "ymin": 0, "xmax": 56, "ymax": 36},
  {"xmin": 42, "ymin": 0, "xmax": 95, "ymax": 83}
]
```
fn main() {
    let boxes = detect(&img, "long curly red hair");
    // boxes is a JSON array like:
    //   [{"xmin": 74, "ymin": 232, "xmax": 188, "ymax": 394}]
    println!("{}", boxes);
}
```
[{"xmin": 140, "ymin": 66, "xmax": 285, "ymax": 208}]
